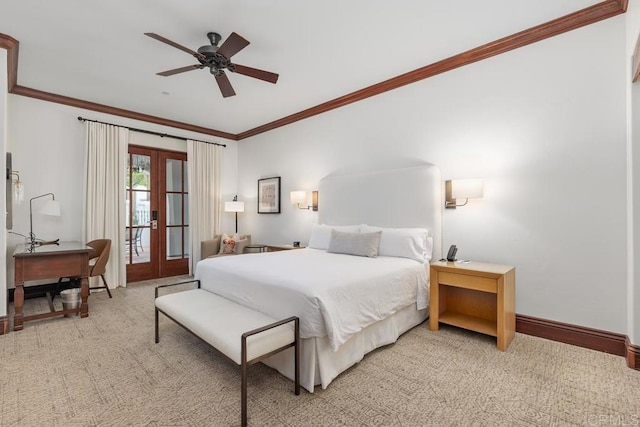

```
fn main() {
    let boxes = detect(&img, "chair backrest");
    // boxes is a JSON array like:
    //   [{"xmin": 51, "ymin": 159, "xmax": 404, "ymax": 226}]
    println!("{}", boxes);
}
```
[{"xmin": 87, "ymin": 239, "xmax": 111, "ymax": 277}]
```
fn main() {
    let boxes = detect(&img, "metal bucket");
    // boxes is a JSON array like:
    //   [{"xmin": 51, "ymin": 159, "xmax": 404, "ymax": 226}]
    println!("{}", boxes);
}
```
[{"xmin": 60, "ymin": 288, "xmax": 81, "ymax": 317}]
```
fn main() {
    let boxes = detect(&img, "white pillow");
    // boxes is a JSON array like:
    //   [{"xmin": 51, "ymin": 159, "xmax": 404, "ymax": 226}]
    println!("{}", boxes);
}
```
[
  {"xmin": 308, "ymin": 224, "xmax": 361, "ymax": 250},
  {"xmin": 327, "ymin": 229, "xmax": 381, "ymax": 258},
  {"xmin": 361, "ymin": 225, "xmax": 432, "ymax": 263}
]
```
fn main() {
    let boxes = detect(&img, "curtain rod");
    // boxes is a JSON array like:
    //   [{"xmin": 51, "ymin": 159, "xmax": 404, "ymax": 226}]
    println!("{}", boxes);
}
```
[{"xmin": 77, "ymin": 116, "xmax": 226, "ymax": 148}]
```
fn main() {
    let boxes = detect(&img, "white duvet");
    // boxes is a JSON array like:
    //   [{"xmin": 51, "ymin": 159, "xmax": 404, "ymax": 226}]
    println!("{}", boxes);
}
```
[{"xmin": 195, "ymin": 248, "xmax": 429, "ymax": 351}]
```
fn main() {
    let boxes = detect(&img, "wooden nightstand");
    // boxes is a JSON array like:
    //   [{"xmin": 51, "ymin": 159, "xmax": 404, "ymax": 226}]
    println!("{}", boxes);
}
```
[
  {"xmin": 266, "ymin": 245, "xmax": 305, "ymax": 252},
  {"xmin": 429, "ymin": 261, "xmax": 516, "ymax": 351}
]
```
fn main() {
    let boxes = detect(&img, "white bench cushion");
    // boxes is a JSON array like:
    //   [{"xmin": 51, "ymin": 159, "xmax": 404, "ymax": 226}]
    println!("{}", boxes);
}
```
[{"xmin": 155, "ymin": 289, "xmax": 295, "ymax": 365}]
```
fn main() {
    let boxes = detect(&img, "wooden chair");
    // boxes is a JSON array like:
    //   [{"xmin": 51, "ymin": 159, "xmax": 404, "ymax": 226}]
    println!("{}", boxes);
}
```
[
  {"xmin": 87, "ymin": 239, "xmax": 112, "ymax": 298},
  {"xmin": 57, "ymin": 239, "xmax": 113, "ymax": 298}
]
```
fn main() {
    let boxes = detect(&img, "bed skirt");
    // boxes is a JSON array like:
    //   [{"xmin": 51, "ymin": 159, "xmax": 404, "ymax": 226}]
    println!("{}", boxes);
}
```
[{"xmin": 262, "ymin": 304, "xmax": 428, "ymax": 393}]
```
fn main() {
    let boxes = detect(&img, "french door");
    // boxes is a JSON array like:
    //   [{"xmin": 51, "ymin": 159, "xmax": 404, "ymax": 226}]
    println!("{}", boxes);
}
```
[{"xmin": 126, "ymin": 146, "xmax": 189, "ymax": 282}]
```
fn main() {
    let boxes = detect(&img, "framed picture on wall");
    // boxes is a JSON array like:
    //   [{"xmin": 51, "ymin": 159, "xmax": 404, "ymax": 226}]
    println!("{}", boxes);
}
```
[{"xmin": 257, "ymin": 176, "xmax": 281, "ymax": 214}]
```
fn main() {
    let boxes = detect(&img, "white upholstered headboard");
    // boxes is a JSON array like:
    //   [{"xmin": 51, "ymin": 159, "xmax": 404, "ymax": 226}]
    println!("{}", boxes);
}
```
[{"xmin": 318, "ymin": 164, "xmax": 442, "ymax": 261}]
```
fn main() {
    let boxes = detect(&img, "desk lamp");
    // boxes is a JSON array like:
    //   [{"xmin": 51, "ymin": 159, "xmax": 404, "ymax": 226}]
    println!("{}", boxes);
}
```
[{"xmin": 29, "ymin": 193, "xmax": 61, "ymax": 251}]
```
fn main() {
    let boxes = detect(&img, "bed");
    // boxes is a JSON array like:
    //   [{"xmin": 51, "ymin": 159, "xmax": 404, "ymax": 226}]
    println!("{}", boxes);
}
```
[{"xmin": 195, "ymin": 164, "xmax": 442, "ymax": 392}]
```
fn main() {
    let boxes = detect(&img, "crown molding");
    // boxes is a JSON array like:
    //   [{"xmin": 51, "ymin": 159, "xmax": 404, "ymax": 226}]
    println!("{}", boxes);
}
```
[
  {"xmin": 1, "ymin": 0, "xmax": 629, "ymax": 141},
  {"xmin": 0, "ymin": 32, "xmax": 18, "ymax": 92},
  {"xmin": 9, "ymin": 84, "xmax": 237, "ymax": 140},
  {"xmin": 237, "ymin": 0, "xmax": 628, "ymax": 139}
]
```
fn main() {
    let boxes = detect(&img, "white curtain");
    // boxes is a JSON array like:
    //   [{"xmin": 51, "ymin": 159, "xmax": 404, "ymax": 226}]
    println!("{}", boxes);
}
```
[
  {"xmin": 187, "ymin": 139, "xmax": 222, "ymax": 274},
  {"xmin": 85, "ymin": 122, "xmax": 128, "ymax": 288}
]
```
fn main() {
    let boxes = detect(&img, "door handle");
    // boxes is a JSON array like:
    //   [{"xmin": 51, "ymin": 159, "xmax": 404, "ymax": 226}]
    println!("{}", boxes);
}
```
[{"xmin": 151, "ymin": 210, "xmax": 158, "ymax": 229}]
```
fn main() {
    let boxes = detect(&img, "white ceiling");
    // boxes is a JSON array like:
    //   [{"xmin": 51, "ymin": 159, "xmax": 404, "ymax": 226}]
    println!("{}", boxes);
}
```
[{"xmin": 1, "ymin": 0, "xmax": 598, "ymax": 136}]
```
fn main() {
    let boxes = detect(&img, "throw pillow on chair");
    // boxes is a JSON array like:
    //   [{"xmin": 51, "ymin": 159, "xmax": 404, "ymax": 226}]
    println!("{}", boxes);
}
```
[{"xmin": 220, "ymin": 235, "xmax": 237, "ymax": 254}]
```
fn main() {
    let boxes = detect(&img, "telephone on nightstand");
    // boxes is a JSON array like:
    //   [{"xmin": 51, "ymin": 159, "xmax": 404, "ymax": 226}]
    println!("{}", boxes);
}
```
[{"xmin": 446, "ymin": 245, "xmax": 457, "ymax": 262}]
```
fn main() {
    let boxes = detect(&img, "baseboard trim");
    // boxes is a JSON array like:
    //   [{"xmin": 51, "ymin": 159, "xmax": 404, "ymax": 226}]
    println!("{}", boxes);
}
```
[
  {"xmin": 516, "ymin": 314, "xmax": 627, "ymax": 356},
  {"xmin": 626, "ymin": 337, "xmax": 640, "ymax": 369},
  {"xmin": 0, "ymin": 315, "xmax": 8, "ymax": 335}
]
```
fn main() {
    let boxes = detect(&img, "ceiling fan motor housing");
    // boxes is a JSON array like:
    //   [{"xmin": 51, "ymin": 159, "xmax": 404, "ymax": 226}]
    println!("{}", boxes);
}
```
[{"xmin": 206, "ymin": 31, "xmax": 221, "ymax": 46}]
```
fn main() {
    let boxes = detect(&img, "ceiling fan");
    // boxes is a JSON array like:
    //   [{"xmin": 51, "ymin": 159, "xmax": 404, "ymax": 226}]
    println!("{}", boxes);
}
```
[{"xmin": 144, "ymin": 31, "xmax": 279, "ymax": 98}]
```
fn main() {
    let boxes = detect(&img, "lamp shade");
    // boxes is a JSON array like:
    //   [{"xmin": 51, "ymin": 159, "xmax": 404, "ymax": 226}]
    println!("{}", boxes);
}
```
[
  {"xmin": 224, "ymin": 201, "xmax": 245, "ymax": 213},
  {"xmin": 451, "ymin": 179, "xmax": 484, "ymax": 200},
  {"xmin": 39, "ymin": 199, "xmax": 61, "ymax": 216},
  {"xmin": 290, "ymin": 190, "xmax": 306, "ymax": 205}
]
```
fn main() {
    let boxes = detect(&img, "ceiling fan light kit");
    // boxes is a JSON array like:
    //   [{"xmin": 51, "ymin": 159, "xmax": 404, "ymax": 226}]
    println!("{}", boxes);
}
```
[{"xmin": 145, "ymin": 31, "xmax": 279, "ymax": 98}]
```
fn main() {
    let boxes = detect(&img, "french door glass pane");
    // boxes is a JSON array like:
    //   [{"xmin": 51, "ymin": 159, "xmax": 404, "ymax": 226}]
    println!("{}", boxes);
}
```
[
  {"xmin": 166, "ymin": 159, "xmax": 182, "ymax": 191},
  {"xmin": 125, "ymin": 191, "xmax": 131, "ymax": 227},
  {"xmin": 166, "ymin": 227, "xmax": 182, "ymax": 260},
  {"xmin": 133, "ymin": 191, "xmax": 151, "ymax": 225},
  {"xmin": 131, "ymin": 154, "xmax": 151, "ymax": 190},
  {"xmin": 184, "ymin": 226, "xmax": 189, "ymax": 257},
  {"xmin": 131, "ymin": 227, "xmax": 148, "ymax": 264},
  {"xmin": 183, "ymin": 163, "xmax": 188, "ymax": 191},
  {"xmin": 166, "ymin": 194, "xmax": 183, "ymax": 225},
  {"xmin": 184, "ymin": 194, "xmax": 189, "ymax": 225}
]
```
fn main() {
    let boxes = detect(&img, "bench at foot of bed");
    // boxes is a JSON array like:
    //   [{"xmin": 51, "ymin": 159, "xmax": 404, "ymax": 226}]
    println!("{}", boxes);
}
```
[{"xmin": 154, "ymin": 280, "xmax": 300, "ymax": 427}]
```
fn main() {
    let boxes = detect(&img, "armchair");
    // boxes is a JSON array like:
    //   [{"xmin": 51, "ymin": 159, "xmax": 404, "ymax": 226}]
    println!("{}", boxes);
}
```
[{"xmin": 201, "ymin": 234, "xmax": 252, "ymax": 260}]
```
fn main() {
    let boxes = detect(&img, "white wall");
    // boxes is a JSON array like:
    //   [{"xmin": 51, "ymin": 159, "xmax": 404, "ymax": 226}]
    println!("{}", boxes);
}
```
[
  {"xmin": 238, "ymin": 17, "xmax": 629, "ymax": 334},
  {"xmin": 0, "ymin": 49, "xmax": 7, "ymax": 317},
  {"xmin": 5, "ymin": 95, "xmax": 238, "ymax": 289}
]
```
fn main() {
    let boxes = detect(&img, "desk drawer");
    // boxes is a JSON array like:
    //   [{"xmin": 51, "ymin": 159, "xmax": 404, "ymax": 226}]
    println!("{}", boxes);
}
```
[{"xmin": 438, "ymin": 272, "xmax": 497, "ymax": 293}]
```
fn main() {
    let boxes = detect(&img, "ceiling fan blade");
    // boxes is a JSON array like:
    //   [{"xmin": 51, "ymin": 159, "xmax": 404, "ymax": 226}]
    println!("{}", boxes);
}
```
[
  {"xmin": 217, "ymin": 32, "xmax": 250, "ymax": 59},
  {"xmin": 215, "ymin": 72, "xmax": 236, "ymax": 98},
  {"xmin": 232, "ymin": 64, "xmax": 279, "ymax": 84},
  {"xmin": 157, "ymin": 64, "xmax": 204, "ymax": 76},
  {"xmin": 145, "ymin": 33, "xmax": 204, "ymax": 59}
]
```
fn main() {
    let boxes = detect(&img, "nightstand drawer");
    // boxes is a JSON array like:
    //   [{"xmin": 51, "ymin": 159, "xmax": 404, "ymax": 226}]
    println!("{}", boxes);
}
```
[{"xmin": 438, "ymin": 272, "xmax": 497, "ymax": 293}]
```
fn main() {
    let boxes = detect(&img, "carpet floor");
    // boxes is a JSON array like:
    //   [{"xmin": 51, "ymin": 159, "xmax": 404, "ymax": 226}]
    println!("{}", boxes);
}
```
[{"xmin": 1, "ymin": 277, "xmax": 639, "ymax": 426}]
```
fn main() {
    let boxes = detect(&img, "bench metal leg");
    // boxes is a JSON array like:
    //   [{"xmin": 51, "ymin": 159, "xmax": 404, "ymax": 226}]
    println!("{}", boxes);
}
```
[
  {"xmin": 241, "ymin": 359, "xmax": 248, "ymax": 427},
  {"xmin": 155, "ymin": 307, "xmax": 159, "ymax": 344},
  {"xmin": 295, "ymin": 317, "xmax": 300, "ymax": 395}
]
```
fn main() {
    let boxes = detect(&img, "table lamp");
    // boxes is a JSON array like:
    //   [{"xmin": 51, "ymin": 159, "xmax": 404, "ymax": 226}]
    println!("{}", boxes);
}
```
[{"xmin": 224, "ymin": 195, "xmax": 245, "ymax": 233}]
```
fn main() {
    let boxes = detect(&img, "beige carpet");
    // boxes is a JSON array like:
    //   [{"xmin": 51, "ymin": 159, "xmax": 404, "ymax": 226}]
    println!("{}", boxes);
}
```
[{"xmin": 1, "ymin": 277, "xmax": 639, "ymax": 426}]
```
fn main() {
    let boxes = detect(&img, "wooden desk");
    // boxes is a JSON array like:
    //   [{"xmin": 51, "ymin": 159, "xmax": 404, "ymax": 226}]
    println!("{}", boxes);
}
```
[{"xmin": 13, "ymin": 242, "xmax": 91, "ymax": 331}]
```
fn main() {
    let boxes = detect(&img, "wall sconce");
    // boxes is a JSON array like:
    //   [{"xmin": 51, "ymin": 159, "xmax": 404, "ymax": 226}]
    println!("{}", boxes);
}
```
[
  {"xmin": 29, "ymin": 192, "xmax": 61, "ymax": 251},
  {"xmin": 445, "ymin": 179, "xmax": 484, "ymax": 209},
  {"xmin": 224, "ymin": 195, "xmax": 245, "ymax": 233},
  {"xmin": 10, "ymin": 171, "xmax": 24, "ymax": 203},
  {"xmin": 290, "ymin": 190, "xmax": 318, "ymax": 211}
]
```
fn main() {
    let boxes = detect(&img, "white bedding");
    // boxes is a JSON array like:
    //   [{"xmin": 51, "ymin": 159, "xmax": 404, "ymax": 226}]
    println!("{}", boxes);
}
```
[{"xmin": 194, "ymin": 248, "xmax": 429, "ymax": 351}]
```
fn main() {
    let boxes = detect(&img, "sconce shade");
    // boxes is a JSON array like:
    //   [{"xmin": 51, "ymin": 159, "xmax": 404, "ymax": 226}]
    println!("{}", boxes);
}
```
[
  {"xmin": 290, "ymin": 191, "xmax": 306, "ymax": 205},
  {"xmin": 451, "ymin": 179, "xmax": 484, "ymax": 200},
  {"xmin": 224, "ymin": 201, "xmax": 245, "ymax": 213},
  {"xmin": 445, "ymin": 179, "xmax": 484, "ymax": 209},
  {"xmin": 291, "ymin": 190, "xmax": 318, "ymax": 211},
  {"xmin": 39, "ymin": 199, "xmax": 61, "ymax": 216}
]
